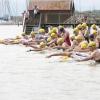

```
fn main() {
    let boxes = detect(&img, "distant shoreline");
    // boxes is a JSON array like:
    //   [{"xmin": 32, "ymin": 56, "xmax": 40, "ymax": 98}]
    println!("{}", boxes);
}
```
[{"xmin": 0, "ymin": 23, "xmax": 22, "ymax": 25}]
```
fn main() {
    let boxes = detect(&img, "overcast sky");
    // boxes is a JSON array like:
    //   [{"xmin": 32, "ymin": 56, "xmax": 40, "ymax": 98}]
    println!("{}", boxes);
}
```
[
  {"xmin": 74, "ymin": 0, "xmax": 100, "ymax": 11},
  {"xmin": 0, "ymin": 0, "xmax": 100, "ymax": 16}
]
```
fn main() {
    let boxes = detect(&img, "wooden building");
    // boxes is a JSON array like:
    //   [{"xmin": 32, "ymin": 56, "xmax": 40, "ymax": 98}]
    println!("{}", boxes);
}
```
[{"xmin": 23, "ymin": 0, "xmax": 75, "ymax": 33}]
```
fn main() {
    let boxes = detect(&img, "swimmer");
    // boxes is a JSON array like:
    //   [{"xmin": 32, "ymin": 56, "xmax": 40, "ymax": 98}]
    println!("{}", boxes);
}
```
[
  {"xmin": 77, "ymin": 41, "xmax": 100, "ymax": 62},
  {"xmin": 27, "ymin": 42, "xmax": 50, "ymax": 52},
  {"xmin": 46, "ymin": 52, "xmax": 72, "ymax": 58}
]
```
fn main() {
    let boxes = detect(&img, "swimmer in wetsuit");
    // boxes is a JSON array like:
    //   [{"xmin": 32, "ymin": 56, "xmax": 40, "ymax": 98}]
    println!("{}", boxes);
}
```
[{"xmin": 77, "ymin": 41, "xmax": 100, "ymax": 62}]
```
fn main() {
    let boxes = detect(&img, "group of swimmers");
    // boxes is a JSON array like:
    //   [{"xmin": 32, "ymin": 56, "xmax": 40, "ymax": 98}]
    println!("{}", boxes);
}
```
[{"xmin": 0, "ymin": 23, "xmax": 100, "ymax": 62}]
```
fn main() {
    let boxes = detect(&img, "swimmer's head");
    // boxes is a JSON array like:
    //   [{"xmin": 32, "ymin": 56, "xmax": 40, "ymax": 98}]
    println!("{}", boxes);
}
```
[
  {"xmin": 75, "ymin": 35, "xmax": 83, "ymax": 42},
  {"xmin": 21, "ymin": 33, "xmax": 26, "ymax": 36},
  {"xmin": 38, "ymin": 28, "xmax": 45, "ymax": 34},
  {"xmin": 47, "ymin": 37, "xmax": 52, "ymax": 42},
  {"xmin": 88, "ymin": 41, "xmax": 96, "ymax": 50},
  {"xmin": 51, "ymin": 33, "xmax": 57, "ymax": 39},
  {"xmin": 91, "ymin": 24, "xmax": 97, "ymax": 30},
  {"xmin": 89, "ymin": 33, "xmax": 94, "ymax": 40},
  {"xmin": 57, "ymin": 38, "xmax": 64, "ymax": 45},
  {"xmin": 92, "ymin": 30, "xmax": 97, "ymax": 36},
  {"xmin": 77, "ymin": 24, "xmax": 82, "ymax": 30},
  {"xmin": 70, "ymin": 34, "xmax": 75, "ymax": 41},
  {"xmin": 39, "ymin": 42, "xmax": 46, "ymax": 48},
  {"xmin": 30, "ymin": 31, "xmax": 35, "ymax": 38},
  {"xmin": 52, "ymin": 27, "xmax": 58, "ymax": 33},
  {"xmin": 96, "ymin": 35, "xmax": 100, "ymax": 41},
  {"xmin": 73, "ymin": 28, "xmax": 79, "ymax": 36},
  {"xmin": 80, "ymin": 41, "xmax": 88, "ymax": 49},
  {"xmin": 16, "ymin": 35, "xmax": 21, "ymax": 39},
  {"xmin": 58, "ymin": 25, "xmax": 64, "ymax": 32},
  {"xmin": 82, "ymin": 23, "xmax": 87, "ymax": 29}
]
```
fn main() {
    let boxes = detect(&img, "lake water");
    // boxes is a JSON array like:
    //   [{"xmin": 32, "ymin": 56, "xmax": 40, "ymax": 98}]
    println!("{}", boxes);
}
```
[{"xmin": 0, "ymin": 25, "xmax": 100, "ymax": 100}]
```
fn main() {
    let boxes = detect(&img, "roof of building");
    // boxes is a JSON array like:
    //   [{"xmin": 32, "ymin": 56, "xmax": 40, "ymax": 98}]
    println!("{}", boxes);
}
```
[{"xmin": 28, "ymin": 0, "xmax": 74, "ymax": 11}]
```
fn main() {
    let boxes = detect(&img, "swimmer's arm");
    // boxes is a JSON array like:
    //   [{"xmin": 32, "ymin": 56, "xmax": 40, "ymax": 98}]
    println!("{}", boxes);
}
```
[
  {"xmin": 52, "ymin": 46, "xmax": 66, "ymax": 50},
  {"xmin": 27, "ymin": 49, "xmax": 42, "ymax": 52},
  {"xmin": 29, "ymin": 49, "xmax": 43, "ymax": 51},
  {"xmin": 74, "ymin": 49, "xmax": 89, "ymax": 52},
  {"xmin": 75, "ymin": 53, "xmax": 88, "ymax": 57},
  {"xmin": 76, "ymin": 53, "xmax": 95, "ymax": 61},
  {"xmin": 77, "ymin": 56, "xmax": 93, "ymax": 61},
  {"xmin": 46, "ymin": 52, "xmax": 72, "ymax": 58},
  {"xmin": 67, "ymin": 47, "xmax": 74, "ymax": 52},
  {"xmin": 29, "ymin": 38, "xmax": 45, "ymax": 43},
  {"xmin": 47, "ymin": 39, "xmax": 56, "ymax": 46},
  {"xmin": 34, "ymin": 39, "xmax": 45, "ymax": 42},
  {"xmin": 27, "ymin": 48, "xmax": 45, "ymax": 52},
  {"xmin": 71, "ymin": 40, "xmax": 77, "ymax": 49}
]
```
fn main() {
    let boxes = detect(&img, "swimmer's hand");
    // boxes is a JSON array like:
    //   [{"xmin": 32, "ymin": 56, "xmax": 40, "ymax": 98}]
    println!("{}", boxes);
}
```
[{"xmin": 27, "ymin": 49, "xmax": 33, "ymax": 52}]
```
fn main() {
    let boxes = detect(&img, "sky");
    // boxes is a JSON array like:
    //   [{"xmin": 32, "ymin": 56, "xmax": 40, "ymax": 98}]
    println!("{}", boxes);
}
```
[
  {"xmin": 0, "ymin": 0, "xmax": 100, "ymax": 16},
  {"xmin": 74, "ymin": 0, "xmax": 100, "ymax": 11}
]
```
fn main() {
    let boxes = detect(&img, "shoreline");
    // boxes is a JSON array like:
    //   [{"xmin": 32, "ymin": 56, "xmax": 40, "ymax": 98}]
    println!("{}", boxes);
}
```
[{"xmin": 0, "ymin": 24, "xmax": 22, "ymax": 25}]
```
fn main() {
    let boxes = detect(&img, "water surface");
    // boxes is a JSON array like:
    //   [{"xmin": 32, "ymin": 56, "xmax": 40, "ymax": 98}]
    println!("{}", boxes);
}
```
[{"xmin": 0, "ymin": 25, "xmax": 100, "ymax": 100}]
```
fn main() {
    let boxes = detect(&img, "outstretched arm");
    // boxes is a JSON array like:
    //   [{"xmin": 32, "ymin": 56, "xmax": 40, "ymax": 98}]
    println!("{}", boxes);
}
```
[
  {"xmin": 27, "ymin": 48, "xmax": 46, "ymax": 52},
  {"xmin": 52, "ymin": 46, "xmax": 64, "ymax": 49},
  {"xmin": 77, "ymin": 56, "xmax": 93, "ymax": 61},
  {"xmin": 77, "ymin": 51, "xmax": 96, "ymax": 61},
  {"xmin": 46, "ymin": 52, "xmax": 72, "ymax": 58}
]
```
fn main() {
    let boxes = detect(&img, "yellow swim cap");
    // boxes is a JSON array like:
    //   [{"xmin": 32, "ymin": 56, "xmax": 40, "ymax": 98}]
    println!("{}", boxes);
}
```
[
  {"xmin": 38, "ymin": 28, "xmax": 45, "ymax": 33},
  {"xmin": 77, "ymin": 24, "xmax": 82, "ymax": 30},
  {"xmin": 16, "ymin": 35, "xmax": 21, "ymax": 39},
  {"xmin": 88, "ymin": 41, "xmax": 96, "ymax": 47},
  {"xmin": 13, "ymin": 40, "xmax": 20, "ymax": 44},
  {"xmin": 49, "ymin": 30, "xmax": 53, "ymax": 35},
  {"xmin": 22, "ymin": 33, "xmax": 26, "ymax": 36},
  {"xmin": 75, "ymin": 35, "xmax": 83, "ymax": 40},
  {"xmin": 82, "ymin": 23, "xmax": 87, "ymax": 28},
  {"xmin": 61, "ymin": 56, "xmax": 69, "ymax": 62},
  {"xmin": 92, "ymin": 30, "xmax": 97, "ymax": 36},
  {"xmin": 47, "ymin": 37, "xmax": 52, "ymax": 42},
  {"xmin": 91, "ymin": 24, "xmax": 97, "ymax": 30},
  {"xmin": 39, "ymin": 42, "xmax": 46, "ymax": 48},
  {"xmin": 30, "ymin": 31, "xmax": 35, "ymax": 37},
  {"xmin": 57, "ymin": 38, "xmax": 64, "ymax": 45},
  {"xmin": 51, "ymin": 33, "xmax": 57, "ymax": 38},
  {"xmin": 0, "ymin": 39, "xmax": 4, "ymax": 44},
  {"xmin": 50, "ymin": 43, "xmax": 56, "ymax": 47},
  {"xmin": 80, "ymin": 41, "xmax": 88, "ymax": 49},
  {"xmin": 73, "ymin": 28, "xmax": 79, "ymax": 34},
  {"xmin": 52, "ymin": 27, "xmax": 58, "ymax": 33}
]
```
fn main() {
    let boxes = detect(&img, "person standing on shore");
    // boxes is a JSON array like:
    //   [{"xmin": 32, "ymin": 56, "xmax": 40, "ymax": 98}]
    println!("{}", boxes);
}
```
[{"xmin": 33, "ymin": 5, "xmax": 39, "ymax": 18}]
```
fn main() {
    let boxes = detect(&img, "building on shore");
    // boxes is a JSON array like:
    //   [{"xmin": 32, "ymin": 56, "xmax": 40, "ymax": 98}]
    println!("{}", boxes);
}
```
[{"xmin": 23, "ymin": 0, "xmax": 75, "ymax": 34}]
